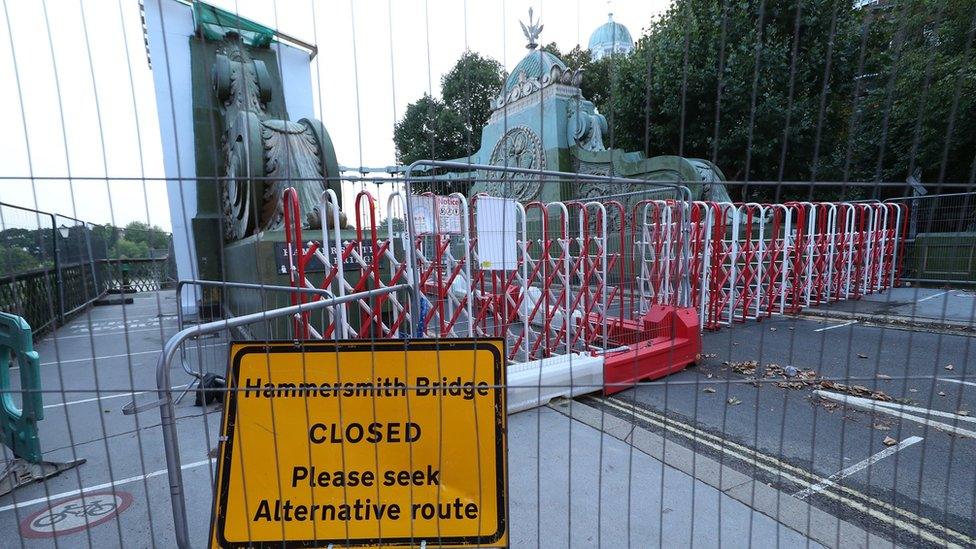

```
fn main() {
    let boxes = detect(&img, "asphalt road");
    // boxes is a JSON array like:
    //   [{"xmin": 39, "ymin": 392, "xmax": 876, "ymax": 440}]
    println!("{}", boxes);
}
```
[
  {"xmin": 587, "ymin": 311, "xmax": 976, "ymax": 548},
  {"xmin": 3, "ymin": 288, "xmax": 974, "ymax": 547}
]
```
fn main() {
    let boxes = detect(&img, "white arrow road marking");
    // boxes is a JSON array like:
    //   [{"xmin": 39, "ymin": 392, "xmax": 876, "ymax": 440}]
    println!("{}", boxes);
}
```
[
  {"xmin": 916, "ymin": 290, "xmax": 949, "ymax": 302},
  {"xmin": 939, "ymin": 377, "xmax": 976, "ymax": 388},
  {"xmin": 794, "ymin": 436, "xmax": 924, "ymax": 500},
  {"xmin": 813, "ymin": 320, "xmax": 858, "ymax": 332},
  {"xmin": 814, "ymin": 390, "xmax": 976, "ymax": 439}
]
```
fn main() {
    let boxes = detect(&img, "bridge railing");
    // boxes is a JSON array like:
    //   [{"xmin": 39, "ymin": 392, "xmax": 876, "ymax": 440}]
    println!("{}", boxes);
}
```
[{"xmin": 0, "ymin": 200, "xmax": 173, "ymax": 337}]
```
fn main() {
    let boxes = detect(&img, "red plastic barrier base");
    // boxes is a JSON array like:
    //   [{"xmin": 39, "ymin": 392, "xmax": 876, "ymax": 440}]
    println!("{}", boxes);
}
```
[{"xmin": 601, "ymin": 305, "xmax": 701, "ymax": 395}]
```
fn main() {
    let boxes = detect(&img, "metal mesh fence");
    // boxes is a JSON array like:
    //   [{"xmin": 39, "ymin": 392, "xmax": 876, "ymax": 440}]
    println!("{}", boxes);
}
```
[{"xmin": 1, "ymin": 0, "xmax": 975, "ymax": 548}]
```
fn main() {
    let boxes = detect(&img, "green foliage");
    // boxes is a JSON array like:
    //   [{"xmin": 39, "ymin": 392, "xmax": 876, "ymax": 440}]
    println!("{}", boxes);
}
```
[
  {"xmin": 121, "ymin": 221, "xmax": 170, "ymax": 250},
  {"xmin": 0, "ymin": 228, "xmax": 48, "ymax": 259},
  {"xmin": 394, "ymin": 52, "xmax": 505, "ymax": 193},
  {"xmin": 0, "ymin": 245, "xmax": 43, "ymax": 274},
  {"xmin": 849, "ymin": 0, "xmax": 976, "ymax": 186},
  {"xmin": 393, "ymin": 94, "xmax": 467, "ymax": 167},
  {"xmin": 112, "ymin": 238, "xmax": 150, "ymax": 259},
  {"xmin": 0, "ymin": 221, "xmax": 170, "ymax": 276},
  {"xmin": 398, "ymin": 0, "xmax": 974, "ymax": 200},
  {"xmin": 596, "ymin": 0, "xmax": 864, "ymax": 201},
  {"xmin": 440, "ymin": 51, "xmax": 506, "ymax": 156}
]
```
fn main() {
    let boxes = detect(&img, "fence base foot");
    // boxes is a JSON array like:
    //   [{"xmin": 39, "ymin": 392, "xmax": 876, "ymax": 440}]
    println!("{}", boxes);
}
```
[
  {"xmin": 94, "ymin": 296, "xmax": 134, "ymax": 306},
  {"xmin": 0, "ymin": 458, "xmax": 86, "ymax": 497}
]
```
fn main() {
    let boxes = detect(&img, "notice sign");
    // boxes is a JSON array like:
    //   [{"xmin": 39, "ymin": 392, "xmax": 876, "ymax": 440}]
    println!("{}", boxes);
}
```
[
  {"xmin": 210, "ymin": 339, "xmax": 508, "ymax": 548},
  {"xmin": 413, "ymin": 195, "xmax": 463, "ymax": 234}
]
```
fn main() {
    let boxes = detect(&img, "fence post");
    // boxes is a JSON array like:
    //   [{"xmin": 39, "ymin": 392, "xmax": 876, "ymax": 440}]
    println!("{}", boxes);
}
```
[{"xmin": 50, "ymin": 213, "xmax": 65, "ymax": 327}]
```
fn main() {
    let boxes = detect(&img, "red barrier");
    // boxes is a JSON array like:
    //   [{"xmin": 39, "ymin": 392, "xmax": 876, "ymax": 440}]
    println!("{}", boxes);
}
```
[{"xmin": 602, "ymin": 305, "xmax": 701, "ymax": 395}]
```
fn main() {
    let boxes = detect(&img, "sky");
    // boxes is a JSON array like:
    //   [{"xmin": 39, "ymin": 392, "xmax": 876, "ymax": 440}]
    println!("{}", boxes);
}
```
[{"xmin": 0, "ymin": 0, "xmax": 670, "ymax": 231}]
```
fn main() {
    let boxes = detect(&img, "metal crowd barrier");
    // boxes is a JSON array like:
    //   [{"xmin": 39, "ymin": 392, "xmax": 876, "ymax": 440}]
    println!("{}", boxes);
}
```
[{"xmin": 127, "ymin": 285, "xmax": 409, "ymax": 548}]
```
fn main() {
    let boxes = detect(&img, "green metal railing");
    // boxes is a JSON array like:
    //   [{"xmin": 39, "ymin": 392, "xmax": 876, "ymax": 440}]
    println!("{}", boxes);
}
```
[
  {"xmin": 1, "ymin": 200, "xmax": 173, "ymax": 338},
  {"xmin": 0, "ymin": 258, "xmax": 173, "ymax": 337}
]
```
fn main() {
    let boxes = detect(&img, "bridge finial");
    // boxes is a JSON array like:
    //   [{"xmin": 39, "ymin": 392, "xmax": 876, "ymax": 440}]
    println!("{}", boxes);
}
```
[{"xmin": 520, "ymin": 7, "xmax": 543, "ymax": 49}]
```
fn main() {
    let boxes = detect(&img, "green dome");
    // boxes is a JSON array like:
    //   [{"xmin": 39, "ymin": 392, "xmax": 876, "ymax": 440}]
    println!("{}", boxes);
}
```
[
  {"xmin": 588, "ymin": 18, "xmax": 633, "ymax": 60},
  {"xmin": 504, "ymin": 49, "xmax": 568, "ymax": 93}
]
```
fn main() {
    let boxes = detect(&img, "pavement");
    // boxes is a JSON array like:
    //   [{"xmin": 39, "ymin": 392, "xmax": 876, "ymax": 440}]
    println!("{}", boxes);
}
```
[{"xmin": 2, "ymin": 286, "xmax": 973, "ymax": 547}]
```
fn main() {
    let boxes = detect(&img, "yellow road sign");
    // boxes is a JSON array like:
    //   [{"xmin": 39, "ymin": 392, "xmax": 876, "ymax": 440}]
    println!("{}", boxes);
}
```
[{"xmin": 210, "ymin": 339, "xmax": 508, "ymax": 548}]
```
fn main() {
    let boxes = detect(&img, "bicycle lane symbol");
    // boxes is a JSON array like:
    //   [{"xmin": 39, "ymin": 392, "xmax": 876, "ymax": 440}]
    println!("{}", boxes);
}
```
[{"xmin": 20, "ymin": 490, "xmax": 133, "ymax": 539}]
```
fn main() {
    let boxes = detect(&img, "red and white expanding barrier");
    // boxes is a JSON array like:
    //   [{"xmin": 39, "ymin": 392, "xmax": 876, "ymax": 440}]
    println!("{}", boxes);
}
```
[{"xmin": 283, "ymin": 188, "xmax": 905, "ymax": 411}]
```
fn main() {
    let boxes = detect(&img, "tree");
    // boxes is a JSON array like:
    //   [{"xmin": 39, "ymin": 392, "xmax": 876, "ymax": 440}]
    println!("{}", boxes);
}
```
[
  {"xmin": 595, "ymin": 0, "xmax": 865, "ymax": 201},
  {"xmin": 440, "ymin": 51, "xmax": 506, "ymax": 157},
  {"xmin": 112, "ymin": 238, "xmax": 149, "ymax": 259},
  {"xmin": 0, "ymin": 246, "xmax": 43, "ymax": 274},
  {"xmin": 122, "ymin": 221, "xmax": 170, "ymax": 250},
  {"xmin": 394, "ymin": 52, "xmax": 505, "ymax": 193},
  {"xmin": 393, "ymin": 94, "xmax": 467, "ymax": 167},
  {"xmin": 848, "ymin": 0, "xmax": 976, "ymax": 187}
]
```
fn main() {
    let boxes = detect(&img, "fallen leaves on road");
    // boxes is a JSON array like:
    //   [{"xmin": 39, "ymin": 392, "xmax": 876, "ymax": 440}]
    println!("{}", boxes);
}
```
[
  {"xmin": 722, "ymin": 359, "xmax": 906, "ymax": 412},
  {"xmin": 725, "ymin": 360, "xmax": 819, "ymax": 390},
  {"xmin": 873, "ymin": 423, "xmax": 890, "ymax": 431},
  {"xmin": 958, "ymin": 410, "xmax": 970, "ymax": 416},
  {"xmin": 938, "ymin": 391, "xmax": 946, "ymax": 397},
  {"xmin": 816, "ymin": 379, "xmax": 894, "ymax": 402},
  {"xmin": 883, "ymin": 436, "xmax": 897, "ymax": 446},
  {"xmin": 727, "ymin": 360, "xmax": 759, "ymax": 375},
  {"xmin": 857, "ymin": 353, "xmax": 869, "ymax": 359},
  {"xmin": 727, "ymin": 397, "xmax": 742, "ymax": 405},
  {"xmin": 703, "ymin": 387, "xmax": 716, "ymax": 394},
  {"xmin": 944, "ymin": 364, "xmax": 954, "ymax": 371}
]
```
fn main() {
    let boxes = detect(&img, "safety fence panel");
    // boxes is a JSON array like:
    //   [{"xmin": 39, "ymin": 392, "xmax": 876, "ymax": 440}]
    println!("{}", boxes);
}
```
[
  {"xmin": 284, "ymin": 189, "xmax": 907, "ymax": 344},
  {"xmin": 694, "ymin": 201, "xmax": 906, "ymax": 330}
]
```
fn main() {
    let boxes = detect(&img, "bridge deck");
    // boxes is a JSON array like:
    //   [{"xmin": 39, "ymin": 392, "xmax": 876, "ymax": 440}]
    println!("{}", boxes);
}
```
[{"xmin": 2, "ymin": 291, "xmax": 820, "ymax": 547}]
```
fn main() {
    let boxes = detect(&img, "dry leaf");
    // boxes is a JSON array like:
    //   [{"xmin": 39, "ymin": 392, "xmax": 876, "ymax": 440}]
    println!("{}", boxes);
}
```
[
  {"xmin": 770, "ymin": 327, "xmax": 777, "ymax": 332},
  {"xmin": 957, "ymin": 410, "xmax": 970, "ymax": 416},
  {"xmin": 938, "ymin": 391, "xmax": 946, "ymax": 397},
  {"xmin": 944, "ymin": 364, "xmax": 954, "ymax": 371},
  {"xmin": 703, "ymin": 387, "xmax": 716, "ymax": 394},
  {"xmin": 706, "ymin": 373, "xmax": 714, "ymax": 379},
  {"xmin": 727, "ymin": 397, "xmax": 742, "ymax": 406},
  {"xmin": 883, "ymin": 436, "xmax": 897, "ymax": 446},
  {"xmin": 909, "ymin": 388, "xmax": 918, "ymax": 393},
  {"xmin": 873, "ymin": 423, "xmax": 890, "ymax": 431},
  {"xmin": 857, "ymin": 353, "xmax": 868, "ymax": 359},
  {"xmin": 876, "ymin": 374, "xmax": 891, "ymax": 380}
]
